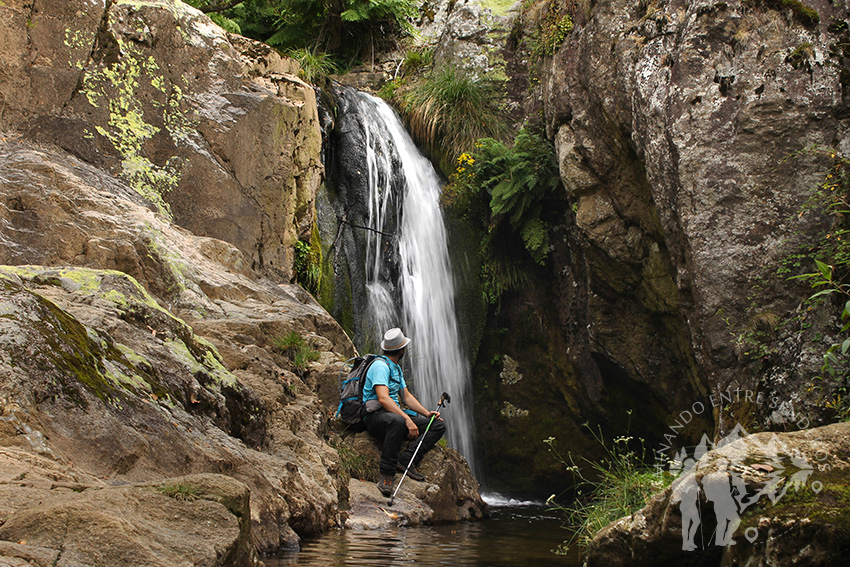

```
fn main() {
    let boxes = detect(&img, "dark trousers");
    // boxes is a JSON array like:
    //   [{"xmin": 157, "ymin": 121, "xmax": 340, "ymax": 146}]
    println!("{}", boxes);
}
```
[{"xmin": 365, "ymin": 410, "xmax": 447, "ymax": 477}]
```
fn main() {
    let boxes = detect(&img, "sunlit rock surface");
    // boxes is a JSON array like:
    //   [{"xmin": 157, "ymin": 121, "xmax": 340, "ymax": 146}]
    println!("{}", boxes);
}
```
[{"xmin": 0, "ymin": 0, "xmax": 486, "ymax": 562}]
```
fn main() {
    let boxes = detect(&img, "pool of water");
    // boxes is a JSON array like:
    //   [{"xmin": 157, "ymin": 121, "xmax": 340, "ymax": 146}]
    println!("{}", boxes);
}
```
[{"xmin": 265, "ymin": 496, "xmax": 580, "ymax": 567}]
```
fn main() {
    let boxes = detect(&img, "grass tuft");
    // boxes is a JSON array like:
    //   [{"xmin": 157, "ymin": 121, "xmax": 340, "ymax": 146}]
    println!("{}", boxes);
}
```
[
  {"xmin": 402, "ymin": 65, "xmax": 506, "ymax": 169},
  {"xmin": 273, "ymin": 331, "xmax": 320, "ymax": 376},
  {"xmin": 545, "ymin": 417, "xmax": 674, "ymax": 554},
  {"xmin": 287, "ymin": 47, "xmax": 339, "ymax": 83},
  {"xmin": 157, "ymin": 482, "xmax": 201, "ymax": 502}
]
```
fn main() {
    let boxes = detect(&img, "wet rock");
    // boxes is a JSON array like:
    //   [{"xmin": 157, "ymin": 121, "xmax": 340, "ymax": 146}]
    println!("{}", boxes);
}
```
[{"xmin": 337, "ymin": 431, "xmax": 488, "ymax": 529}]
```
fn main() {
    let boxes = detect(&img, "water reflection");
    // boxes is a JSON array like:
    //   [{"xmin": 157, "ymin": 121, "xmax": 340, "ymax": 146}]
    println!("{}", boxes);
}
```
[{"xmin": 266, "ymin": 503, "xmax": 580, "ymax": 567}]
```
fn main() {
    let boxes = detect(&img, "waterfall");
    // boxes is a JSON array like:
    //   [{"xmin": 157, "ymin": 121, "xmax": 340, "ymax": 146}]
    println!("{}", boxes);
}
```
[{"xmin": 346, "ymin": 90, "xmax": 477, "ymax": 472}]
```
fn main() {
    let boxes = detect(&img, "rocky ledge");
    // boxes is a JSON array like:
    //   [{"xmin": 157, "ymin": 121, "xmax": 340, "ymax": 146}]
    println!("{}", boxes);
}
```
[
  {"xmin": 0, "ymin": 138, "xmax": 485, "ymax": 564},
  {"xmin": 584, "ymin": 422, "xmax": 850, "ymax": 567}
]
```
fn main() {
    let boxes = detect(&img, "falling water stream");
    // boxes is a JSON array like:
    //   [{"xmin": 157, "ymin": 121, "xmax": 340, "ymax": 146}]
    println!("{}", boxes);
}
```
[{"xmin": 351, "ymin": 91, "xmax": 477, "ymax": 471}]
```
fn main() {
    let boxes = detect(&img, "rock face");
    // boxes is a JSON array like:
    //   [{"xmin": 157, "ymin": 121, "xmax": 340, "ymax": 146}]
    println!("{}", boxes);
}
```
[
  {"xmin": 0, "ymin": 140, "xmax": 354, "ymax": 555},
  {"xmin": 470, "ymin": 0, "xmax": 850, "ymax": 492},
  {"xmin": 544, "ymin": 0, "xmax": 849, "ymax": 423},
  {"xmin": 0, "ymin": 138, "xmax": 485, "ymax": 561},
  {"xmin": 0, "ymin": 0, "xmax": 322, "ymax": 278},
  {"xmin": 584, "ymin": 422, "xmax": 850, "ymax": 567}
]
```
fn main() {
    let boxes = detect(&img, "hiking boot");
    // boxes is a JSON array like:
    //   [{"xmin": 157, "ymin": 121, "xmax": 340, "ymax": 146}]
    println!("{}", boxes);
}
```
[
  {"xmin": 377, "ymin": 476, "xmax": 394, "ymax": 497},
  {"xmin": 397, "ymin": 463, "xmax": 425, "ymax": 482}
]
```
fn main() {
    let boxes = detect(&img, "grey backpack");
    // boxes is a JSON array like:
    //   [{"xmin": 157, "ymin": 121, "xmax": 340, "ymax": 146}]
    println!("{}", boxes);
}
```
[{"xmin": 336, "ymin": 354, "xmax": 380, "ymax": 427}]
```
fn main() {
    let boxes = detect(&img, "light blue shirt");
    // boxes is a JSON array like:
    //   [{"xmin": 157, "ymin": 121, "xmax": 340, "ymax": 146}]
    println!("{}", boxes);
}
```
[{"xmin": 363, "ymin": 356, "xmax": 407, "ymax": 406}]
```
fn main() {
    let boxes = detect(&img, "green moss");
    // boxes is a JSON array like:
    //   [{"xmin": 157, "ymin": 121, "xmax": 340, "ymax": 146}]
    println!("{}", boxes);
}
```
[
  {"xmin": 0, "ymin": 266, "xmax": 220, "ymax": 404},
  {"xmin": 166, "ymin": 338, "xmax": 237, "ymax": 389},
  {"xmin": 787, "ymin": 42, "xmax": 815, "ymax": 69},
  {"xmin": 143, "ymin": 226, "xmax": 190, "ymax": 294},
  {"xmin": 1, "ymin": 266, "xmax": 174, "ymax": 320},
  {"xmin": 2, "ymin": 281, "xmax": 142, "ymax": 407},
  {"xmin": 739, "ymin": 466, "xmax": 850, "ymax": 531},
  {"xmin": 761, "ymin": 0, "xmax": 820, "ymax": 27}
]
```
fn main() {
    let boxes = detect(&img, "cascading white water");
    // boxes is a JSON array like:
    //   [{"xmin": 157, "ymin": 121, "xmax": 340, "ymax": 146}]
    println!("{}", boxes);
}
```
[{"xmin": 354, "ymin": 91, "xmax": 477, "ymax": 472}]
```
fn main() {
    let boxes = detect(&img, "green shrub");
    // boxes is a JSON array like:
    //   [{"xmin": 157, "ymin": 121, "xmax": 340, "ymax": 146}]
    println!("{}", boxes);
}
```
[
  {"xmin": 401, "ymin": 46, "xmax": 433, "ymax": 75},
  {"xmin": 443, "ymin": 128, "xmax": 562, "ymax": 304},
  {"xmin": 184, "ymin": 0, "xmax": 418, "ymax": 61},
  {"xmin": 293, "ymin": 227, "xmax": 322, "ymax": 296}
]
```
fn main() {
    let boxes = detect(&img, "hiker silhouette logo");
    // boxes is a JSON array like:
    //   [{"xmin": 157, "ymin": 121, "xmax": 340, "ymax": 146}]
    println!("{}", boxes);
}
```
[
  {"xmin": 667, "ymin": 424, "xmax": 818, "ymax": 550},
  {"xmin": 652, "ymin": 387, "xmax": 836, "ymax": 551}
]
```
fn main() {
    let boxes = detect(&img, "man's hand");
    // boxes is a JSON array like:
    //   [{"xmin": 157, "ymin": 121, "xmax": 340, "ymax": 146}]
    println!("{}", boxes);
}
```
[{"xmin": 406, "ymin": 417, "xmax": 419, "ymax": 439}]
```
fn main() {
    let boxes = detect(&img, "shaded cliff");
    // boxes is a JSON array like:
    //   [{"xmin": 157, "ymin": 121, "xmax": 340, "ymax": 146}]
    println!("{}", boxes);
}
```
[
  {"xmin": 379, "ymin": 0, "xmax": 850, "ymax": 494},
  {"xmin": 542, "ymin": 0, "xmax": 849, "ymax": 428}
]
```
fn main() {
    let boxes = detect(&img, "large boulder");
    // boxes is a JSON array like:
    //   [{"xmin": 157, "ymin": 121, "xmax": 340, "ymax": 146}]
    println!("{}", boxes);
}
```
[
  {"xmin": 584, "ymin": 422, "xmax": 850, "ymax": 566},
  {"xmin": 0, "ymin": 138, "xmax": 351, "ymax": 554},
  {"xmin": 333, "ymin": 431, "xmax": 488, "ymax": 529},
  {"xmin": 0, "ymin": 0, "xmax": 322, "ymax": 278},
  {"xmin": 0, "ymin": 451, "xmax": 256, "ymax": 567}
]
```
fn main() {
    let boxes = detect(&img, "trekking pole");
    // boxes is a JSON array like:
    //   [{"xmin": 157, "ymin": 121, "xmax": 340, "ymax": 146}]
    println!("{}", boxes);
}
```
[{"xmin": 388, "ymin": 391, "xmax": 451, "ymax": 507}]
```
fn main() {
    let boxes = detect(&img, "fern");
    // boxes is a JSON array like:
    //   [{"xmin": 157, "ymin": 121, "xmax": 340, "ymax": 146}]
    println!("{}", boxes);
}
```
[{"xmin": 443, "ymin": 127, "xmax": 562, "ymax": 303}]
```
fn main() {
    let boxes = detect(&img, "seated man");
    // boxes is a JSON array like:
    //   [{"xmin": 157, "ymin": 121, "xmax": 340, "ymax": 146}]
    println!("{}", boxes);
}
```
[{"xmin": 362, "ymin": 327, "xmax": 446, "ymax": 497}]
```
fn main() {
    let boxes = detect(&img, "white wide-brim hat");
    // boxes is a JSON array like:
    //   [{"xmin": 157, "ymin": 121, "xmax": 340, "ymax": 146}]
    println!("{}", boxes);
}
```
[{"xmin": 381, "ymin": 327, "xmax": 411, "ymax": 351}]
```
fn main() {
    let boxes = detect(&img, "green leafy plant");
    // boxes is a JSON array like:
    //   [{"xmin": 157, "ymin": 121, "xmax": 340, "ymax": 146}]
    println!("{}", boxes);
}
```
[
  {"xmin": 273, "ymin": 330, "xmax": 320, "ymax": 376},
  {"xmin": 340, "ymin": 0, "xmax": 416, "ymax": 34},
  {"xmin": 789, "ymin": 146, "xmax": 850, "ymax": 420},
  {"xmin": 443, "ymin": 128, "xmax": 562, "ymax": 304},
  {"xmin": 184, "ymin": 0, "xmax": 417, "ymax": 61},
  {"xmin": 545, "ymin": 418, "xmax": 673, "ymax": 555},
  {"xmin": 293, "ymin": 232, "xmax": 322, "ymax": 296},
  {"xmin": 792, "ymin": 261, "xmax": 850, "ymax": 370}
]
